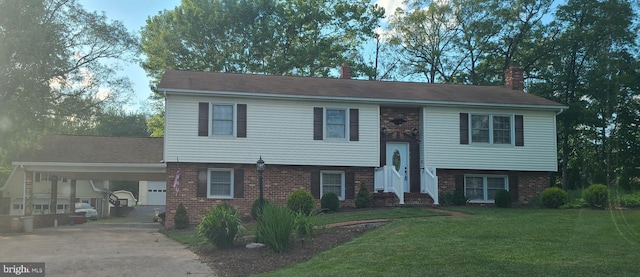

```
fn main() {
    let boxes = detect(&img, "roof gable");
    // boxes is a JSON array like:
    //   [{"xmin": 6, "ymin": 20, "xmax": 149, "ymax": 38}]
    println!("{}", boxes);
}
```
[{"xmin": 158, "ymin": 69, "xmax": 565, "ymax": 109}]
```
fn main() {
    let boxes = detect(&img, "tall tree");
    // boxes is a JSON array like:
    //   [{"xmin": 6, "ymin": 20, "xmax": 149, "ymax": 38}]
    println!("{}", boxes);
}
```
[
  {"xmin": 141, "ymin": 0, "xmax": 384, "ymax": 91},
  {"xmin": 0, "ymin": 0, "xmax": 138, "ymax": 182}
]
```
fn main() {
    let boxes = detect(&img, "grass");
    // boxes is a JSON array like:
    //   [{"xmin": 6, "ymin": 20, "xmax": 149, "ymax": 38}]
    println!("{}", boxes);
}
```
[
  {"xmin": 259, "ymin": 207, "xmax": 640, "ymax": 277},
  {"xmin": 312, "ymin": 207, "xmax": 444, "ymax": 226},
  {"xmin": 159, "ymin": 228, "xmax": 204, "ymax": 246}
]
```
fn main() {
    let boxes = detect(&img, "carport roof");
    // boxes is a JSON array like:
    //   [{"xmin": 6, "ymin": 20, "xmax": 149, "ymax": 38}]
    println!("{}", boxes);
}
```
[
  {"xmin": 10, "ymin": 135, "xmax": 166, "ymax": 181},
  {"xmin": 17, "ymin": 135, "xmax": 163, "ymax": 163}
]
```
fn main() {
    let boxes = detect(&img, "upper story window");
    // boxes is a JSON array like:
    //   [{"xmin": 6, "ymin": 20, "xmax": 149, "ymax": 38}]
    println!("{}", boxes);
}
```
[
  {"xmin": 471, "ymin": 114, "xmax": 512, "ymax": 144},
  {"xmin": 461, "ymin": 113, "xmax": 523, "ymax": 146},
  {"xmin": 198, "ymin": 102, "xmax": 247, "ymax": 138},
  {"xmin": 314, "ymin": 107, "xmax": 359, "ymax": 141},
  {"xmin": 326, "ymin": 108, "xmax": 347, "ymax": 139},
  {"xmin": 212, "ymin": 104, "xmax": 234, "ymax": 135}
]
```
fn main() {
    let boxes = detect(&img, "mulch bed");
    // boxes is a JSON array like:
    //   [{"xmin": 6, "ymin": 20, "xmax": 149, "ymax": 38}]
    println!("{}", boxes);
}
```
[{"xmin": 192, "ymin": 222, "xmax": 385, "ymax": 277}]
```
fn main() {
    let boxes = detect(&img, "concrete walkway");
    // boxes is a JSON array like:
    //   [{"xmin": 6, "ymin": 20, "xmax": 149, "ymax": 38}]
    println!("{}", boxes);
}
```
[{"xmin": 0, "ymin": 206, "xmax": 216, "ymax": 277}]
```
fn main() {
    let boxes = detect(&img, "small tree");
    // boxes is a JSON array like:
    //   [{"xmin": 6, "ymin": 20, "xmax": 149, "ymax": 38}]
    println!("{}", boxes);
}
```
[
  {"xmin": 355, "ymin": 185, "xmax": 371, "ymax": 208},
  {"xmin": 174, "ymin": 203, "xmax": 189, "ymax": 229}
]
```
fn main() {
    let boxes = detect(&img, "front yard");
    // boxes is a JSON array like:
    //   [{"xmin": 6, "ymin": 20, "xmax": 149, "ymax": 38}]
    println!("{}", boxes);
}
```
[{"xmin": 164, "ymin": 207, "xmax": 640, "ymax": 276}]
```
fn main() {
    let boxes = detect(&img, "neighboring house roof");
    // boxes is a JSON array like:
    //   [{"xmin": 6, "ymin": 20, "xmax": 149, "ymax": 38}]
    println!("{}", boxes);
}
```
[
  {"xmin": 16, "ymin": 135, "xmax": 164, "ymax": 164},
  {"xmin": 158, "ymin": 69, "xmax": 565, "ymax": 110}
]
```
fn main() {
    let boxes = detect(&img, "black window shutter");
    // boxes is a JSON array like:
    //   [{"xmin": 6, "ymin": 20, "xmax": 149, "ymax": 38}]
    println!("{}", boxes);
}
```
[
  {"xmin": 345, "ymin": 171, "xmax": 355, "ymax": 199},
  {"xmin": 313, "ymin": 107, "xmax": 323, "ymax": 140},
  {"xmin": 197, "ymin": 169, "xmax": 208, "ymax": 197},
  {"xmin": 234, "ymin": 169, "xmax": 244, "ymax": 198},
  {"xmin": 310, "ymin": 170, "xmax": 321, "ymax": 199},
  {"xmin": 455, "ymin": 174, "xmax": 465, "ymax": 192},
  {"xmin": 349, "ymin": 109, "xmax": 359, "ymax": 141},
  {"xmin": 515, "ymin": 115, "xmax": 524, "ymax": 146},
  {"xmin": 198, "ymin": 102, "xmax": 209, "ymax": 136},
  {"xmin": 460, "ymin": 113, "xmax": 469, "ymax": 144},
  {"xmin": 509, "ymin": 175, "xmax": 519, "ymax": 202},
  {"xmin": 237, "ymin": 104, "xmax": 247, "ymax": 138}
]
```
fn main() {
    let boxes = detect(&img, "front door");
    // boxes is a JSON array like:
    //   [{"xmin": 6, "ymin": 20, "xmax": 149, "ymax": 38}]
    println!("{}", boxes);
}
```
[{"xmin": 386, "ymin": 142, "xmax": 410, "ymax": 192}]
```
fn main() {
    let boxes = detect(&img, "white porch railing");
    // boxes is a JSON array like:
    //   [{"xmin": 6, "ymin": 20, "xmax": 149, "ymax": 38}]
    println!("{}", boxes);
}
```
[
  {"xmin": 374, "ymin": 165, "xmax": 405, "ymax": 204},
  {"xmin": 421, "ymin": 167, "xmax": 439, "ymax": 205}
]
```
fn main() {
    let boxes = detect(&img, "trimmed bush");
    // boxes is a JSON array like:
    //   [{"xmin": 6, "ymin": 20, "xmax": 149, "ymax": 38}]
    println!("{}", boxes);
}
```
[
  {"xmin": 355, "ymin": 185, "xmax": 371, "ymax": 208},
  {"xmin": 251, "ymin": 198, "xmax": 271, "ymax": 220},
  {"xmin": 618, "ymin": 193, "xmax": 640, "ymax": 208},
  {"xmin": 583, "ymin": 184, "xmax": 609, "ymax": 209},
  {"xmin": 541, "ymin": 187, "xmax": 568, "ymax": 209},
  {"xmin": 197, "ymin": 203, "xmax": 244, "ymax": 248},
  {"xmin": 174, "ymin": 203, "xmax": 190, "ymax": 229},
  {"xmin": 286, "ymin": 189, "xmax": 315, "ymax": 215},
  {"xmin": 321, "ymin": 192, "xmax": 340, "ymax": 211},
  {"xmin": 256, "ymin": 203, "xmax": 295, "ymax": 253},
  {"xmin": 494, "ymin": 189, "xmax": 512, "ymax": 208},
  {"xmin": 294, "ymin": 211, "xmax": 315, "ymax": 239},
  {"xmin": 452, "ymin": 187, "xmax": 468, "ymax": 206}
]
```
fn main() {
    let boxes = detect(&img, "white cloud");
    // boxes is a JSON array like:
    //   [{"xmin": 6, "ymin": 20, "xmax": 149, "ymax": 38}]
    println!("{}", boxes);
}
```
[{"xmin": 376, "ymin": 0, "xmax": 406, "ymax": 20}]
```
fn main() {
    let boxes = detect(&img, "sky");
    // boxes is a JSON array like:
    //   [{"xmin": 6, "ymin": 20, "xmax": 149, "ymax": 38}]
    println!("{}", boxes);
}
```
[{"xmin": 79, "ymin": 0, "xmax": 405, "ymax": 112}]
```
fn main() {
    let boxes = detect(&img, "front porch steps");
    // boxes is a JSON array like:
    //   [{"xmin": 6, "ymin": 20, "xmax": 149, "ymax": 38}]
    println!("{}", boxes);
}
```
[{"xmin": 372, "ymin": 192, "xmax": 435, "ymax": 207}]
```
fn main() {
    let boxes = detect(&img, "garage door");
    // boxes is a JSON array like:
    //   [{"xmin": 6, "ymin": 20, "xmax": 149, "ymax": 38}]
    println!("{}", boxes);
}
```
[{"xmin": 147, "ymin": 181, "xmax": 166, "ymax": 205}]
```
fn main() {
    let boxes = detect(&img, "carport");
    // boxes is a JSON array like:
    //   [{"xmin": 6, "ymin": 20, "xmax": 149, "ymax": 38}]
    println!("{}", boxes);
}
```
[{"xmin": 0, "ymin": 135, "xmax": 165, "ymax": 230}]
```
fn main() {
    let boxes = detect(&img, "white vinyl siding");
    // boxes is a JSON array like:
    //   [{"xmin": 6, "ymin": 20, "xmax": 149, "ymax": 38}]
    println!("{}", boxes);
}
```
[
  {"xmin": 165, "ymin": 95, "xmax": 379, "ymax": 166},
  {"xmin": 423, "ymin": 106, "xmax": 558, "ymax": 171},
  {"xmin": 321, "ymin": 171, "xmax": 345, "ymax": 200}
]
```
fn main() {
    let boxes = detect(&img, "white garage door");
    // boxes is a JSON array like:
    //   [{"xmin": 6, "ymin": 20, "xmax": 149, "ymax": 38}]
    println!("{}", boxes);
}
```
[{"xmin": 147, "ymin": 181, "xmax": 166, "ymax": 205}]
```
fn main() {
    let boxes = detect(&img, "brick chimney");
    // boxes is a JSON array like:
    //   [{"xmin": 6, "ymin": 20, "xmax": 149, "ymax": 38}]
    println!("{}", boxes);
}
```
[
  {"xmin": 340, "ymin": 62, "xmax": 352, "ymax": 79},
  {"xmin": 504, "ymin": 66, "xmax": 524, "ymax": 91}
]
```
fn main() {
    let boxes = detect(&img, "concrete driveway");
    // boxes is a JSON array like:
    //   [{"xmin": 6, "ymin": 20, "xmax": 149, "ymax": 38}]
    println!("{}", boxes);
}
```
[{"xmin": 0, "ymin": 206, "xmax": 217, "ymax": 277}]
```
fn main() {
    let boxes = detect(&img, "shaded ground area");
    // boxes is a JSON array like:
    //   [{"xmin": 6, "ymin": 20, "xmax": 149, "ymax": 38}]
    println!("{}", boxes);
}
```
[
  {"xmin": 0, "ymin": 206, "xmax": 214, "ymax": 277},
  {"xmin": 191, "ymin": 208, "xmax": 467, "ymax": 276}
]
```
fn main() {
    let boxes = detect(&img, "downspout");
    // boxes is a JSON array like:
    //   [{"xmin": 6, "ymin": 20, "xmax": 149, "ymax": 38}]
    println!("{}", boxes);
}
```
[
  {"xmin": 21, "ymin": 166, "xmax": 26, "ymax": 216},
  {"xmin": 556, "ymin": 108, "xmax": 565, "ymax": 115}
]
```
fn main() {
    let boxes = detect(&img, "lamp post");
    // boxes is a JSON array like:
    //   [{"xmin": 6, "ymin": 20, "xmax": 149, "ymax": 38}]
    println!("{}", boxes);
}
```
[{"xmin": 256, "ymin": 156, "xmax": 265, "ymax": 213}]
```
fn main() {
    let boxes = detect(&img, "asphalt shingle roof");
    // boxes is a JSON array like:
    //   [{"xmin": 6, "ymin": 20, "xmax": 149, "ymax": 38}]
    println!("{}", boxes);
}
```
[
  {"xmin": 17, "ymin": 135, "xmax": 164, "ymax": 164},
  {"xmin": 158, "ymin": 69, "xmax": 564, "ymax": 108}
]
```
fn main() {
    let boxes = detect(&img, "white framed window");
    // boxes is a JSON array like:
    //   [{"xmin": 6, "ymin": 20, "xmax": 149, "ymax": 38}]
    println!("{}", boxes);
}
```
[
  {"xmin": 470, "ymin": 114, "xmax": 512, "ymax": 144},
  {"xmin": 35, "ymin": 172, "xmax": 51, "ymax": 182},
  {"xmin": 208, "ymin": 168, "xmax": 234, "ymax": 198},
  {"xmin": 321, "ymin": 171, "xmax": 345, "ymax": 200},
  {"xmin": 12, "ymin": 204, "xmax": 23, "ymax": 210},
  {"xmin": 465, "ymin": 175, "xmax": 508, "ymax": 203},
  {"xmin": 211, "ymin": 104, "xmax": 235, "ymax": 135},
  {"xmin": 325, "ymin": 108, "xmax": 348, "ymax": 139}
]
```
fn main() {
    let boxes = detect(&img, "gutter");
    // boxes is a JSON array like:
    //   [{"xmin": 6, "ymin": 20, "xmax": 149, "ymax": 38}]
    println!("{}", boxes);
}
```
[{"xmin": 162, "ymin": 88, "xmax": 569, "ymax": 111}]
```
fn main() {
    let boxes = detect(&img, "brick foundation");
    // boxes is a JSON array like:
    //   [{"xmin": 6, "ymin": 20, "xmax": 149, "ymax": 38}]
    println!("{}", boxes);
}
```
[
  {"xmin": 165, "ymin": 163, "xmax": 374, "ymax": 228},
  {"xmin": 437, "ymin": 169, "xmax": 551, "ymax": 204}
]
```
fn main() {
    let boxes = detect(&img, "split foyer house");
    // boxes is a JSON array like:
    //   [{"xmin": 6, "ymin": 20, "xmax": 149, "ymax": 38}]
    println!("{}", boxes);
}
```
[{"xmin": 159, "ymin": 66, "xmax": 566, "ymax": 227}]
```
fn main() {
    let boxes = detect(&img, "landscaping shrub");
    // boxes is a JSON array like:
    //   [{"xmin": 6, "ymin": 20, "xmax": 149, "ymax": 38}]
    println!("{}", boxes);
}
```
[
  {"xmin": 293, "ymin": 211, "xmax": 315, "ymax": 239},
  {"xmin": 197, "ymin": 203, "xmax": 244, "ymax": 248},
  {"xmin": 321, "ymin": 192, "xmax": 340, "ymax": 211},
  {"xmin": 355, "ymin": 185, "xmax": 371, "ymax": 208},
  {"xmin": 494, "ymin": 189, "xmax": 512, "ymax": 208},
  {"xmin": 286, "ymin": 189, "xmax": 315, "ymax": 215},
  {"xmin": 251, "ymin": 198, "xmax": 271, "ymax": 220},
  {"xmin": 174, "ymin": 203, "xmax": 190, "ymax": 229},
  {"xmin": 452, "ymin": 187, "xmax": 468, "ymax": 206},
  {"xmin": 617, "ymin": 193, "xmax": 640, "ymax": 208},
  {"xmin": 541, "ymin": 187, "xmax": 568, "ymax": 209},
  {"xmin": 583, "ymin": 184, "xmax": 609, "ymax": 209},
  {"xmin": 256, "ymin": 203, "xmax": 295, "ymax": 253}
]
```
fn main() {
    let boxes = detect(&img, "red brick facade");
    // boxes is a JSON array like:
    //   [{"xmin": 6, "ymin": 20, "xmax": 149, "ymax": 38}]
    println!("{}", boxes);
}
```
[
  {"xmin": 437, "ymin": 169, "xmax": 551, "ymax": 204},
  {"xmin": 165, "ymin": 163, "xmax": 374, "ymax": 228}
]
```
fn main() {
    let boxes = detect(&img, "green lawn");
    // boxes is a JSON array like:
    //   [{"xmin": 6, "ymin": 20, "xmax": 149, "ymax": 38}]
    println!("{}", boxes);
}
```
[
  {"xmin": 259, "ymin": 208, "xmax": 640, "ymax": 277},
  {"xmin": 312, "ymin": 207, "xmax": 445, "ymax": 226}
]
